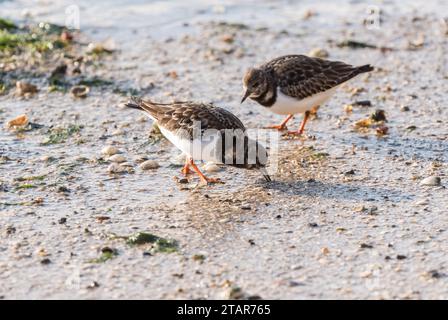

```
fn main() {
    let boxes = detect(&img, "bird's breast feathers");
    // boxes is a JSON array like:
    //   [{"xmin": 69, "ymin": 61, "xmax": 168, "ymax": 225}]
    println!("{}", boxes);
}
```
[{"xmin": 269, "ymin": 87, "xmax": 338, "ymax": 115}]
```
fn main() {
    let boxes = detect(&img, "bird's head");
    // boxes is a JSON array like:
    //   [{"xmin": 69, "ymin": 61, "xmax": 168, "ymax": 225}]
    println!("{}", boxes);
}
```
[
  {"xmin": 243, "ymin": 140, "xmax": 271, "ymax": 182},
  {"xmin": 241, "ymin": 68, "xmax": 268, "ymax": 103}
]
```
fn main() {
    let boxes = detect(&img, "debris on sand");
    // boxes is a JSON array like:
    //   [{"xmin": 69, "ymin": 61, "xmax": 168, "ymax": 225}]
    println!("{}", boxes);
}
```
[
  {"xmin": 408, "ymin": 34, "xmax": 425, "ymax": 50},
  {"xmin": 89, "ymin": 247, "xmax": 118, "ymax": 263},
  {"xmin": 6, "ymin": 114, "xmax": 28, "ymax": 128},
  {"xmin": 354, "ymin": 110, "xmax": 389, "ymax": 135},
  {"xmin": 204, "ymin": 162, "xmax": 221, "ymax": 173},
  {"xmin": 0, "ymin": 17, "xmax": 17, "ymax": 30},
  {"xmin": 125, "ymin": 232, "xmax": 178, "ymax": 253},
  {"xmin": 41, "ymin": 124, "xmax": 82, "ymax": 145},
  {"xmin": 87, "ymin": 42, "xmax": 114, "ymax": 55},
  {"xmin": 370, "ymin": 110, "xmax": 387, "ymax": 122},
  {"xmin": 303, "ymin": 9, "xmax": 317, "ymax": 20},
  {"xmin": 225, "ymin": 284, "xmax": 261, "ymax": 300},
  {"xmin": 308, "ymin": 48, "xmax": 329, "ymax": 58},
  {"xmin": 107, "ymin": 154, "xmax": 126, "ymax": 163},
  {"xmin": 376, "ymin": 126, "xmax": 389, "ymax": 136},
  {"xmin": 344, "ymin": 104, "xmax": 353, "ymax": 113},
  {"xmin": 70, "ymin": 85, "xmax": 89, "ymax": 98},
  {"xmin": 49, "ymin": 64, "xmax": 67, "ymax": 82},
  {"xmin": 15, "ymin": 81, "xmax": 38, "ymax": 97},
  {"xmin": 107, "ymin": 163, "xmax": 127, "ymax": 174},
  {"xmin": 420, "ymin": 176, "xmax": 441, "ymax": 187},
  {"xmin": 140, "ymin": 160, "xmax": 160, "ymax": 170},
  {"xmin": 353, "ymin": 100, "xmax": 372, "ymax": 107},
  {"xmin": 336, "ymin": 39, "xmax": 393, "ymax": 52},
  {"xmin": 220, "ymin": 34, "xmax": 234, "ymax": 43},
  {"xmin": 337, "ymin": 40, "xmax": 378, "ymax": 49},
  {"xmin": 192, "ymin": 254, "xmax": 206, "ymax": 263},
  {"xmin": 102, "ymin": 145, "xmax": 119, "ymax": 156}
]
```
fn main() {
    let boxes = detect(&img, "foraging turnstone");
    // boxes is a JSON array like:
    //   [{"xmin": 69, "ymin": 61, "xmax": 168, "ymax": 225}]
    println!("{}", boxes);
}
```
[
  {"xmin": 125, "ymin": 97, "xmax": 271, "ymax": 184},
  {"xmin": 241, "ymin": 55, "xmax": 374, "ymax": 135}
]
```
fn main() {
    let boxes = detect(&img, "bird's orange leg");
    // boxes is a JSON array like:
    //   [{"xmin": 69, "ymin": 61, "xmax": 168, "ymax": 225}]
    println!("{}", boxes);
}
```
[
  {"xmin": 188, "ymin": 158, "xmax": 222, "ymax": 185},
  {"xmin": 309, "ymin": 105, "xmax": 320, "ymax": 118},
  {"xmin": 181, "ymin": 157, "xmax": 192, "ymax": 176},
  {"xmin": 264, "ymin": 114, "xmax": 293, "ymax": 131},
  {"xmin": 287, "ymin": 111, "xmax": 310, "ymax": 136}
]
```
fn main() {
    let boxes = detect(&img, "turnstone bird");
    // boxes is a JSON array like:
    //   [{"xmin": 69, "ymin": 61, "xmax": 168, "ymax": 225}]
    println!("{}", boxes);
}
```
[
  {"xmin": 241, "ymin": 55, "xmax": 374, "ymax": 135},
  {"xmin": 125, "ymin": 97, "xmax": 271, "ymax": 184}
]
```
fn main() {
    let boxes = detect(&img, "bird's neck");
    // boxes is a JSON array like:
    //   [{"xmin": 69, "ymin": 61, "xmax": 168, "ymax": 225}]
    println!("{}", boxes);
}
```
[{"xmin": 252, "ymin": 76, "xmax": 277, "ymax": 107}]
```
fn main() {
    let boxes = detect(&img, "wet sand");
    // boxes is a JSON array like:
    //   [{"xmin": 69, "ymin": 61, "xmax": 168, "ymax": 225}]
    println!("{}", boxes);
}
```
[{"xmin": 1, "ymin": 0, "xmax": 447, "ymax": 299}]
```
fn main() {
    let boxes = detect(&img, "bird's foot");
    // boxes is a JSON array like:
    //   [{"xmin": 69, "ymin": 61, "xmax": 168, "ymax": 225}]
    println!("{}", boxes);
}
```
[
  {"xmin": 264, "ymin": 124, "xmax": 288, "ymax": 131},
  {"xmin": 283, "ymin": 130, "xmax": 305, "ymax": 137},
  {"xmin": 181, "ymin": 165, "xmax": 192, "ymax": 176}
]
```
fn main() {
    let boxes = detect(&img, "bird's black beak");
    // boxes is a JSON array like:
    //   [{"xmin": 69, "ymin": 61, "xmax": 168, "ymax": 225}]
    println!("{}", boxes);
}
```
[
  {"xmin": 260, "ymin": 167, "xmax": 272, "ymax": 182},
  {"xmin": 241, "ymin": 89, "xmax": 250, "ymax": 104}
]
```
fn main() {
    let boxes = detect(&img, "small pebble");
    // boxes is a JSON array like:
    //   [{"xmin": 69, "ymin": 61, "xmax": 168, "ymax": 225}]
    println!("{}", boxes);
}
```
[
  {"xmin": 16, "ymin": 81, "xmax": 38, "ymax": 96},
  {"xmin": 170, "ymin": 153, "xmax": 185, "ymax": 166},
  {"xmin": 416, "ymin": 199, "xmax": 429, "ymax": 206},
  {"xmin": 108, "ymin": 154, "xmax": 126, "ymax": 163},
  {"xmin": 308, "ymin": 48, "xmax": 329, "ymax": 58},
  {"xmin": 137, "ymin": 116, "xmax": 147, "ymax": 123},
  {"xmin": 86, "ymin": 281, "xmax": 100, "ymax": 289},
  {"xmin": 102, "ymin": 146, "xmax": 119, "ymax": 156},
  {"xmin": 111, "ymin": 129, "xmax": 124, "ymax": 136},
  {"xmin": 140, "ymin": 160, "xmax": 160, "ymax": 170},
  {"xmin": 419, "ymin": 176, "xmax": 441, "ymax": 186},
  {"xmin": 107, "ymin": 163, "xmax": 126, "ymax": 173},
  {"xmin": 400, "ymin": 105, "xmax": 410, "ymax": 112},
  {"xmin": 204, "ymin": 162, "xmax": 221, "ymax": 173},
  {"xmin": 70, "ymin": 85, "xmax": 89, "ymax": 98},
  {"xmin": 39, "ymin": 155, "xmax": 53, "ymax": 162},
  {"xmin": 119, "ymin": 162, "xmax": 133, "ymax": 168},
  {"xmin": 134, "ymin": 155, "xmax": 149, "ymax": 164},
  {"xmin": 353, "ymin": 100, "xmax": 372, "ymax": 107}
]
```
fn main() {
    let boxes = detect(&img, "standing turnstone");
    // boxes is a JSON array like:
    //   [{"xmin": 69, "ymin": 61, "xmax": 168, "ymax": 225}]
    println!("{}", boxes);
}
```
[
  {"xmin": 241, "ymin": 55, "xmax": 374, "ymax": 135},
  {"xmin": 125, "ymin": 97, "xmax": 271, "ymax": 184}
]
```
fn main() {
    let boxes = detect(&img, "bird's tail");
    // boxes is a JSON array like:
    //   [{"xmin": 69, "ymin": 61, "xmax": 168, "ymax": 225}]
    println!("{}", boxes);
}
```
[
  {"xmin": 124, "ymin": 96, "xmax": 143, "ymax": 110},
  {"xmin": 356, "ymin": 64, "xmax": 374, "ymax": 74},
  {"xmin": 124, "ymin": 96, "xmax": 167, "ymax": 121}
]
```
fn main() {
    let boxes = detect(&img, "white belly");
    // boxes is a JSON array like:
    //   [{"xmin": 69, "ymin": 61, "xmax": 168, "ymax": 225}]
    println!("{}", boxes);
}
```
[
  {"xmin": 159, "ymin": 125, "xmax": 223, "ymax": 163},
  {"xmin": 269, "ymin": 87, "xmax": 338, "ymax": 115}
]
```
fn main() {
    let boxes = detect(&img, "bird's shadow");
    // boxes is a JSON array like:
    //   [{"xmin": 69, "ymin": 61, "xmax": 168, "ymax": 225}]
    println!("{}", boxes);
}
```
[{"xmin": 263, "ymin": 179, "xmax": 413, "ymax": 203}]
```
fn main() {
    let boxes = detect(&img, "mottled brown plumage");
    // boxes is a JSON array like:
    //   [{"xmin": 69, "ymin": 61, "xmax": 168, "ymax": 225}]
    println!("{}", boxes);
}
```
[
  {"xmin": 125, "ymin": 97, "xmax": 271, "ymax": 183},
  {"xmin": 128, "ymin": 97, "xmax": 245, "ymax": 137},
  {"xmin": 263, "ymin": 55, "xmax": 372, "ymax": 100},
  {"xmin": 241, "ymin": 54, "xmax": 373, "ymax": 135}
]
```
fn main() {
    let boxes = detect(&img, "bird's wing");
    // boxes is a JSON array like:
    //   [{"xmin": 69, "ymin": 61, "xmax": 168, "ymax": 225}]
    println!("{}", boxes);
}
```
[{"xmin": 264, "ymin": 55, "xmax": 370, "ymax": 99}]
